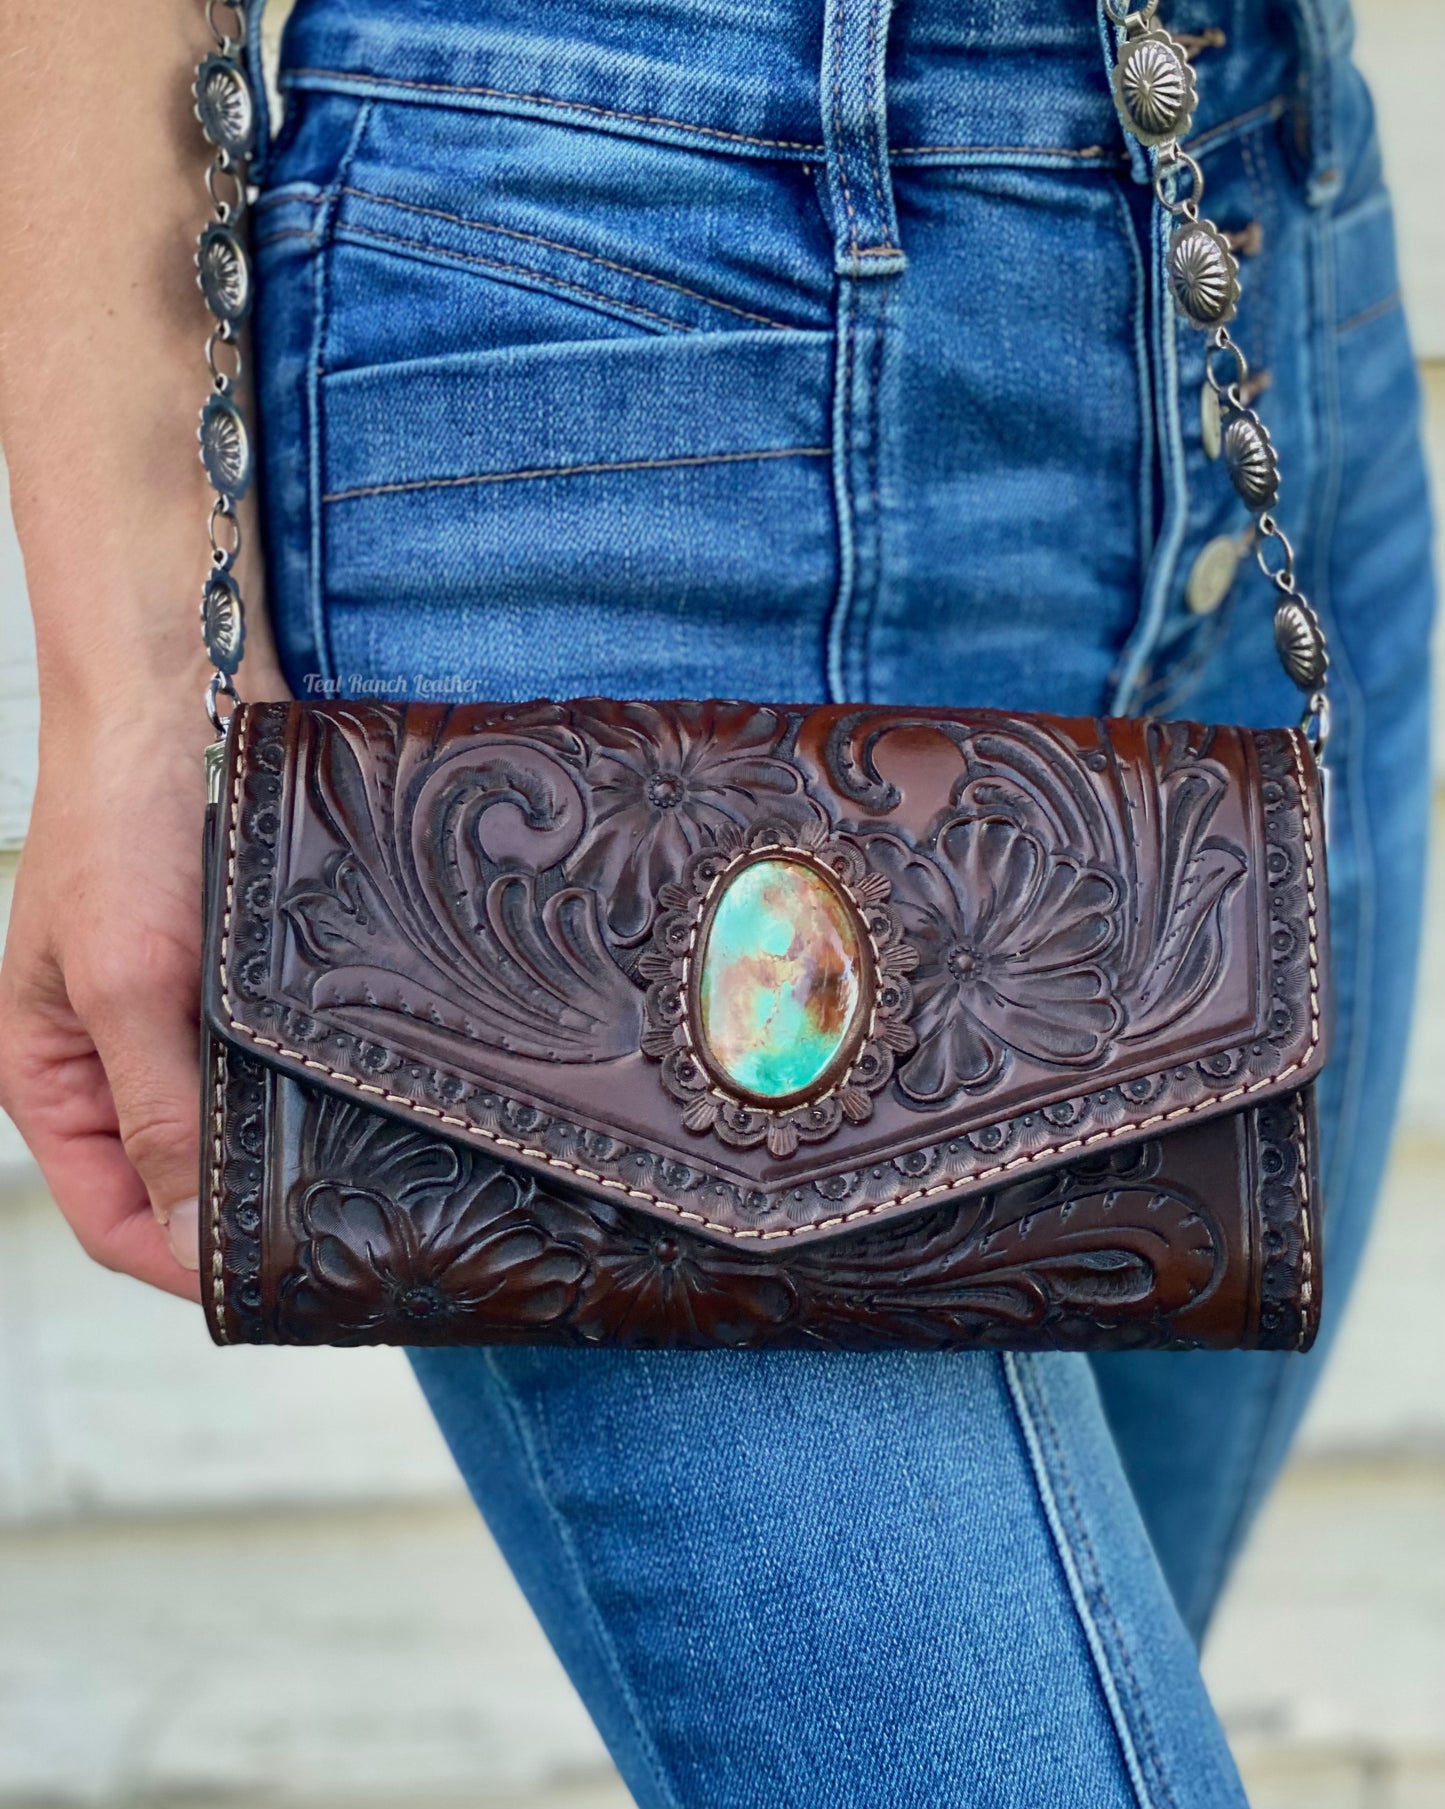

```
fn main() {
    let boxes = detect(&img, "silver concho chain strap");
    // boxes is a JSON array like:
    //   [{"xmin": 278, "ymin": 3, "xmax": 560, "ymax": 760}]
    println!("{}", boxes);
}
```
[
  {"xmin": 190, "ymin": 0, "xmax": 1331, "ymax": 758},
  {"xmin": 1107, "ymin": 0, "xmax": 1330, "ymax": 749},
  {"xmin": 193, "ymin": 0, "xmax": 254, "ymax": 767}
]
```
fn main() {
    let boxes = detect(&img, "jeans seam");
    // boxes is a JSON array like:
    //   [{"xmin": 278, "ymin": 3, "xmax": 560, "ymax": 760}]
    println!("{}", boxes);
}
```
[
  {"xmin": 337, "ymin": 186, "xmax": 796, "ymax": 331},
  {"xmin": 1307, "ymin": 184, "xmax": 1373, "ymax": 1218},
  {"xmin": 829, "ymin": 0, "xmax": 860, "ymax": 257},
  {"xmin": 890, "ymin": 142, "xmax": 1121, "ymax": 164},
  {"xmin": 322, "ymin": 445, "xmax": 832, "ymax": 504},
  {"xmin": 1001, "ymin": 1353, "xmax": 1161, "ymax": 1809},
  {"xmin": 862, "ymin": 0, "xmax": 895, "ymax": 251},
  {"xmin": 254, "ymin": 227, "xmax": 321, "ymax": 250},
  {"xmin": 1110, "ymin": 174, "xmax": 1156, "ymax": 578},
  {"xmin": 1336, "ymin": 289, "xmax": 1401, "ymax": 336},
  {"xmin": 334, "ymin": 221, "xmax": 694, "ymax": 334},
  {"xmin": 859, "ymin": 288, "xmax": 887, "ymax": 699},
  {"xmin": 479, "ymin": 1353, "xmax": 687, "ymax": 1809},
  {"xmin": 1111, "ymin": 188, "xmax": 1190, "ymax": 714},
  {"xmin": 307, "ymin": 97, "xmax": 374, "ymax": 685},
  {"xmin": 1031, "ymin": 1371, "xmax": 1184, "ymax": 1809},
  {"xmin": 826, "ymin": 287, "xmax": 857, "ymax": 700},
  {"xmin": 1185, "ymin": 97, "xmax": 1290, "ymax": 160},
  {"xmin": 254, "ymin": 181, "xmax": 328, "ymax": 212},
  {"xmin": 285, "ymin": 68, "xmax": 823, "ymax": 154}
]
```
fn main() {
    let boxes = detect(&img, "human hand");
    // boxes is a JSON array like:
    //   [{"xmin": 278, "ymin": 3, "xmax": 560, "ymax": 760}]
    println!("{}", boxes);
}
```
[{"xmin": 0, "ymin": 660, "xmax": 288, "ymax": 1298}]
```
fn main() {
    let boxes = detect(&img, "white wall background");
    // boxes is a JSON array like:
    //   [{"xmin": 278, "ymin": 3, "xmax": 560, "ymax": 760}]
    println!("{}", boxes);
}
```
[{"xmin": 0, "ymin": 7, "xmax": 1442, "ymax": 1806}]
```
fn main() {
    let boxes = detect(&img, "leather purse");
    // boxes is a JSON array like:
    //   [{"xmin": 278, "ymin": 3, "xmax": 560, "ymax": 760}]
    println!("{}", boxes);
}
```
[
  {"xmin": 202, "ymin": 698, "xmax": 1327, "ymax": 1350},
  {"xmin": 191, "ymin": 4, "xmax": 1333, "ymax": 1350}
]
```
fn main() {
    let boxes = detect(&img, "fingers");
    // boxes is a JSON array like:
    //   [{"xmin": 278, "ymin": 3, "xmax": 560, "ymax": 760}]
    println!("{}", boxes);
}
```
[
  {"xmin": 0, "ymin": 1004, "xmax": 201, "ymax": 1301},
  {"xmin": 75, "ymin": 928, "xmax": 205, "ymax": 1266},
  {"xmin": 0, "ymin": 701, "xmax": 215, "ymax": 1304},
  {"xmin": 0, "ymin": 909, "xmax": 203, "ymax": 1302}
]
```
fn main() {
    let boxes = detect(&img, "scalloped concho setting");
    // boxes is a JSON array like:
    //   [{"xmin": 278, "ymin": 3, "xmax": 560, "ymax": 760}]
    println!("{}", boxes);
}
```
[{"xmin": 638, "ymin": 823, "xmax": 918, "ymax": 1159}]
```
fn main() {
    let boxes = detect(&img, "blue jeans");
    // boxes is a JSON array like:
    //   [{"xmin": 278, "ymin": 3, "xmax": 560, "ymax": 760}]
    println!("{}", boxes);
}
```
[{"xmin": 249, "ymin": 0, "xmax": 1435, "ymax": 1799}]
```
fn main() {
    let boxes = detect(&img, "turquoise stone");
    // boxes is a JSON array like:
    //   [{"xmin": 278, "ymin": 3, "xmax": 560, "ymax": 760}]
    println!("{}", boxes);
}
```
[{"xmin": 698, "ymin": 857, "xmax": 864, "ymax": 1099}]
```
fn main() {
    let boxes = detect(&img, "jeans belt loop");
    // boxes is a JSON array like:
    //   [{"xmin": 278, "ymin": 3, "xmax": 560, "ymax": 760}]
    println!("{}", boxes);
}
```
[
  {"xmin": 242, "ymin": 0, "xmax": 278, "ymax": 182},
  {"xmin": 819, "ymin": 0, "xmax": 907, "ymax": 279},
  {"xmin": 1282, "ymin": 0, "xmax": 1347, "ymax": 206}
]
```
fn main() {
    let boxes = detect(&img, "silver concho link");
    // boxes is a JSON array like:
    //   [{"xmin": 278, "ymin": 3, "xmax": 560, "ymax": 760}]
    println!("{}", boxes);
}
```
[
  {"xmin": 1109, "ymin": 3, "xmax": 1329, "ymax": 736},
  {"xmin": 194, "ymin": 1, "xmax": 253, "ymax": 722},
  {"xmin": 1113, "ymin": 22, "xmax": 1198, "ymax": 146},
  {"xmin": 1223, "ymin": 410, "xmax": 1280, "ymax": 509},
  {"xmin": 195, "ymin": 54, "xmax": 256, "ymax": 160},
  {"xmin": 198, "ymin": 223, "xmax": 252, "ymax": 323},
  {"xmin": 1167, "ymin": 218, "xmax": 1240, "ymax": 328}
]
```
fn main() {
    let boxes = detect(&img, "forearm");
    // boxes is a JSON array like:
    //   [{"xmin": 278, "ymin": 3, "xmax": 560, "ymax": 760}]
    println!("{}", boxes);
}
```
[{"xmin": 0, "ymin": 0, "xmax": 277, "ymax": 712}]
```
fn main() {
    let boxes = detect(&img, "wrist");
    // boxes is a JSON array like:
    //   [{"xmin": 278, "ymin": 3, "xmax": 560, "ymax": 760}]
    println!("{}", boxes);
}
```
[{"xmin": 22, "ymin": 522, "xmax": 286, "ymax": 725}]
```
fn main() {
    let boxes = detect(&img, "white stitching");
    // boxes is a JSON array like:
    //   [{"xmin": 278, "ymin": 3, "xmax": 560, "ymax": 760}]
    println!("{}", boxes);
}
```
[
  {"xmin": 216, "ymin": 713, "xmax": 1322, "ymax": 1244},
  {"xmin": 1294, "ymin": 1087, "xmax": 1314, "ymax": 1345},
  {"xmin": 208, "ymin": 1036, "xmax": 229, "ymax": 1342}
]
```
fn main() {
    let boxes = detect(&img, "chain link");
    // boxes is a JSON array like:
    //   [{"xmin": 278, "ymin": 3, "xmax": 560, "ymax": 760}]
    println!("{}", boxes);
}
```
[
  {"xmin": 1110, "ymin": 3, "xmax": 1330, "ymax": 738},
  {"xmin": 194, "ymin": 0, "xmax": 255, "ymax": 735},
  {"xmin": 1152, "ymin": 145, "xmax": 1204, "ymax": 220}
]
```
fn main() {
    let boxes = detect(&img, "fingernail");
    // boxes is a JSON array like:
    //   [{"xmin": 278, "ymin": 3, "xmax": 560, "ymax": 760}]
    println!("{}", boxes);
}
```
[{"xmin": 164, "ymin": 1197, "xmax": 200, "ymax": 1271}]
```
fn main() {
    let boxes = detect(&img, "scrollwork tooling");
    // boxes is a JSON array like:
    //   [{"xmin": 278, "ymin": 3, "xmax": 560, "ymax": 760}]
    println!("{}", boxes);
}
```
[
  {"xmin": 262, "ymin": 1081, "xmax": 1244, "ymax": 1350},
  {"xmin": 267, "ymin": 704, "xmax": 1250, "ymax": 1118},
  {"xmin": 214, "ymin": 699, "xmax": 1320, "ymax": 1243}
]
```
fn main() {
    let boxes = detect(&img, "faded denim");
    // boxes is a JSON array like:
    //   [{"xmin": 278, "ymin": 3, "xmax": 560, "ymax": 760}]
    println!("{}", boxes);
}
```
[{"xmin": 248, "ymin": 0, "xmax": 1436, "ymax": 1800}]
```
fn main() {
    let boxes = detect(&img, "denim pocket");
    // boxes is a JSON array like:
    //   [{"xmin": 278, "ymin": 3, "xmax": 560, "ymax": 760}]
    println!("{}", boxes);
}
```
[
  {"xmin": 318, "ymin": 331, "xmax": 837, "ymax": 698},
  {"xmin": 257, "ymin": 94, "xmax": 841, "ymax": 700},
  {"xmin": 322, "ymin": 98, "xmax": 834, "ymax": 365}
]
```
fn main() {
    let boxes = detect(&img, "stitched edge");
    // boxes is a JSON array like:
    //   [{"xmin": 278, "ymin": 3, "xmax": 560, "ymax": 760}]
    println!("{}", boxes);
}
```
[
  {"xmin": 862, "ymin": 0, "xmax": 898, "ymax": 254},
  {"xmin": 280, "ymin": 67, "xmax": 1275, "ymax": 167},
  {"xmin": 307, "ymin": 97, "xmax": 375, "ymax": 692},
  {"xmin": 829, "ymin": 0, "xmax": 859, "ymax": 257},
  {"xmin": 339, "ymin": 187, "xmax": 795, "ymax": 332},
  {"xmin": 335, "ymin": 221, "xmax": 696, "ymax": 334},
  {"xmin": 1004, "ymin": 1353, "xmax": 1177, "ymax": 1809},
  {"xmin": 1294, "ymin": 1088, "xmax": 1314, "ymax": 1345},
  {"xmin": 1185, "ymin": 96, "xmax": 1289, "ymax": 159},
  {"xmin": 254, "ymin": 226, "xmax": 321, "ymax": 250},
  {"xmin": 216, "ymin": 714, "xmax": 1323, "ymax": 1243},
  {"xmin": 208, "ymin": 1035, "xmax": 229, "ymax": 1344},
  {"xmin": 891, "ymin": 140, "xmax": 1116, "ymax": 159},
  {"xmin": 285, "ymin": 68, "xmax": 823, "ymax": 152},
  {"xmin": 476, "ymin": 1351, "xmax": 690, "ymax": 1809},
  {"xmin": 1336, "ymin": 289, "xmax": 1402, "ymax": 337},
  {"xmin": 322, "ymin": 446, "xmax": 832, "ymax": 504}
]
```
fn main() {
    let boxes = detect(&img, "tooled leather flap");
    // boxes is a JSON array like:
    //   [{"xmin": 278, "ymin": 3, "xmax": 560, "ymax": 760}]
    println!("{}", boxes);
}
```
[{"xmin": 204, "ymin": 699, "xmax": 1328, "ymax": 1248}]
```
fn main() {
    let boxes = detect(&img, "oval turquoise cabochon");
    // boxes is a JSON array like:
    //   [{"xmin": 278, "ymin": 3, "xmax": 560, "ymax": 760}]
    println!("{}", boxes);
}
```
[{"xmin": 697, "ymin": 857, "xmax": 865, "ymax": 1100}]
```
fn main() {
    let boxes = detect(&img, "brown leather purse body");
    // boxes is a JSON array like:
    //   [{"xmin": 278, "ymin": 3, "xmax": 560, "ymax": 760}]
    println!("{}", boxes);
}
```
[
  {"xmin": 190, "ymin": 4, "xmax": 1332, "ymax": 1350},
  {"xmin": 200, "ymin": 699, "xmax": 1327, "ymax": 1350}
]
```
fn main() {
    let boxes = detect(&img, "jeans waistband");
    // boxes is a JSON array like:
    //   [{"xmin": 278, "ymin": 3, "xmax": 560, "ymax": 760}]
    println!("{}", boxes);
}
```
[{"xmin": 266, "ymin": 0, "xmax": 1338, "ymax": 177}]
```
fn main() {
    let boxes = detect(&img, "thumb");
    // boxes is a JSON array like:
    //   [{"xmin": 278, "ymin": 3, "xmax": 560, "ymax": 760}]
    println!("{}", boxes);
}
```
[{"xmin": 87, "ymin": 979, "xmax": 204, "ymax": 1273}]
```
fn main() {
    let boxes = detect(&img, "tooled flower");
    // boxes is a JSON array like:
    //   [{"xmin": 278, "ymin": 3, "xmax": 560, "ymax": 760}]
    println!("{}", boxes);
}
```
[
  {"xmin": 870, "ymin": 816, "xmax": 1123, "ymax": 1103},
  {"xmin": 568, "ymin": 1202, "xmax": 797, "ymax": 1347},
  {"xmin": 565, "ymin": 700, "xmax": 805, "ymax": 943},
  {"xmin": 285, "ymin": 1161, "xmax": 586, "ymax": 1342}
]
